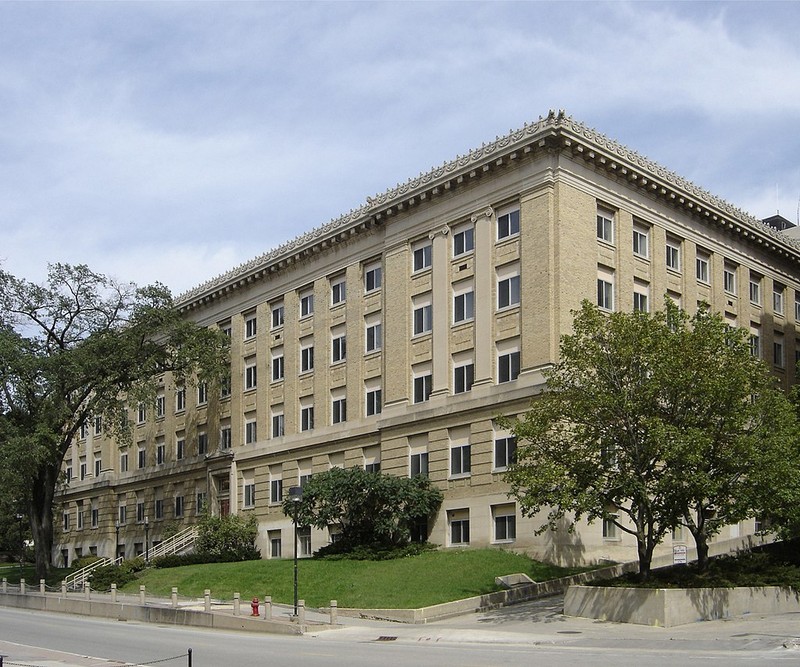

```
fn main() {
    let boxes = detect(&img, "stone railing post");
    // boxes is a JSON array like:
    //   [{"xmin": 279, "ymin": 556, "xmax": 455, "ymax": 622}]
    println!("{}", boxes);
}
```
[
  {"xmin": 330, "ymin": 599, "xmax": 338, "ymax": 625},
  {"xmin": 2, "ymin": 578, "xmax": 7, "ymax": 593},
  {"xmin": 20, "ymin": 579, "xmax": 26, "ymax": 595},
  {"xmin": 139, "ymin": 584, "xmax": 146, "ymax": 605},
  {"xmin": 233, "ymin": 592, "xmax": 240, "ymax": 616},
  {"xmin": 297, "ymin": 599, "xmax": 306, "ymax": 625},
  {"xmin": 84, "ymin": 581, "xmax": 90, "ymax": 600},
  {"xmin": 263, "ymin": 595, "xmax": 272, "ymax": 620},
  {"xmin": 171, "ymin": 587, "xmax": 178, "ymax": 608},
  {"xmin": 40, "ymin": 579, "xmax": 45, "ymax": 594},
  {"xmin": 111, "ymin": 583, "xmax": 117, "ymax": 603},
  {"xmin": 204, "ymin": 589, "xmax": 211, "ymax": 612},
  {"xmin": 61, "ymin": 581, "xmax": 66, "ymax": 596}
]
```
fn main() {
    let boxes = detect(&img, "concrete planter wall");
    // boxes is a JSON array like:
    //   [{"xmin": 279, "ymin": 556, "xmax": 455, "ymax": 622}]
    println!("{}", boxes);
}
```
[{"xmin": 564, "ymin": 585, "xmax": 800, "ymax": 627}]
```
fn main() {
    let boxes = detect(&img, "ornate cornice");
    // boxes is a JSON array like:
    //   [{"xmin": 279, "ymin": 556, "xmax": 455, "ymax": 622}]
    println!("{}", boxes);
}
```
[{"xmin": 176, "ymin": 110, "xmax": 800, "ymax": 311}]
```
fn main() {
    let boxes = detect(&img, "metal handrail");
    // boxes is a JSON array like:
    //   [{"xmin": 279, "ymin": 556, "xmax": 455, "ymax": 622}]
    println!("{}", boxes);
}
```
[
  {"xmin": 63, "ymin": 556, "xmax": 122, "ymax": 590},
  {"xmin": 149, "ymin": 527, "xmax": 197, "ymax": 561}
]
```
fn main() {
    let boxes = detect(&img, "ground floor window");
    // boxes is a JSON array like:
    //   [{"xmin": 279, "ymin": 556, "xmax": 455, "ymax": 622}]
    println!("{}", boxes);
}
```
[{"xmin": 448, "ymin": 509, "xmax": 470, "ymax": 546}]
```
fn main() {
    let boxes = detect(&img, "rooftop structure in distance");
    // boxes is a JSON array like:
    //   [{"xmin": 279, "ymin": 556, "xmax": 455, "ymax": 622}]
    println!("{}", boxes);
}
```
[{"xmin": 56, "ymin": 111, "xmax": 800, "ymax": 569}]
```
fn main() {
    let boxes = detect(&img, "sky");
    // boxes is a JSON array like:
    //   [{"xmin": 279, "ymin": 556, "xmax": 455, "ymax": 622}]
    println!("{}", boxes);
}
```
[{"xmin": 1, "ymin": 1, "xmax": 799, "ymax": 297}]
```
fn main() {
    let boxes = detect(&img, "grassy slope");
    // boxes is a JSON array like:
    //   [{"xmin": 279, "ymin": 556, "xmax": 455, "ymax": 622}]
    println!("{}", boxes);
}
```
[{"xmin": 121, "ymin": 549, "xmax": 586, "ymax": 608}]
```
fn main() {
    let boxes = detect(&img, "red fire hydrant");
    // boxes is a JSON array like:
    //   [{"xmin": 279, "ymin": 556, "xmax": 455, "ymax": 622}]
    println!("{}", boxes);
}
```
[{"xmin": 251, "ymin": 597, "xmax": 260, "ymax": 617}]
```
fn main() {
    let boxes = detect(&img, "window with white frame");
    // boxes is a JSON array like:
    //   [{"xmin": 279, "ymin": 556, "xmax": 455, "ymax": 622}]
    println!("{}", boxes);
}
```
[
  {"xmin": 774, "ymin": 332, "xmax": 785, "ymax": 368},
  {"xmin": 773, "ymin": 284, "xmax": 785, "ymax": 316},
  {"xmin": 298, "ymin": 458, "xmax": 313, "ymax": 488},
  {"xmin": 156, "ymin": 496, "xmax": 166, "ymax": 520},
  {"xmin": 197, "ymin": 382, "xmax": 208, "ymax": 405},
  {"xmin": 175, "ymin": 495, "xmax": 184, "ymax": 518},
  {"xmin": 137, "ymin": 402, "xmax": 146, "ymax": 424},
  {"xmin": 750, "ymin": 274, "xmax": 762, "ymax": 305},
  {"xmin": 120, "ymin": 451, "xmax": 128, "ymax": 473},
  {"xmin": 242, "ymin": 472, "xmax": 255, "ymax": 509},
  {"xmin": 497, "ymin": 338, "xmax": 521, "ymax": 383},
  {"xmin": 220, "ymin": 424, "xmax": 232, "ymax": 450},
  {"xmin": 80, "ymin": 422, "xmax": 88, "ymax": 440},
  {"xmin": 795, "ymin": 295, "xmax": 800, "ymax": 322},
  {"xmin": 365, "ymin": 315, "xmax": 382, "ymax": 353},
  {"xmin": 632, "ymin": 224, "xmax": 649, "ymax": 258},
  {"xmin": 196, "ymin": 491, "xmax": 207, "ymax": 515},
  {"xmin": 220, "ymin": 373, "xmax": 231, "ymax": 399},
  {"xmin": 63, "ymin": 511, "xmax": 70, "ymax": 531},
  {"xmin": 245, "ymin": 357, "xmax": 258, "ymax": 390},
  {"xmin": 269, "ymin": 530, "xmax": 282, "ymax": 558},
  {"xmin": 413, "ymin": 365, "xmax": 432, "ymax": 403},
  {"xmin": 412, "ymin": 295, "xmax": 433, "ymax": 335},
  {"xmin": 452, "ymin": 224, "xmax": 474, "ymax": 257},
  {"xmin": 448, "ymin": 509, "xmax": 470, "ymax": 545},
  {"xmin": 91, "ymin": 501, "xmax": 99, "ymax": 529},
  {"xmin": 299, "ymin": 289, "xmax": 314, "ymax": 318},
  {"xmin": 137, "ymin": 446, "xmax": 146, "ymax": 469},
  {"xmin": 363, "ymin": 446, "xmax": 381, "ymax": 474},
  {"xmin": 245, "ymin": 417, "xmax": 258, "ymax": 444},
  {"xmin": 272, "ymin": 348, "xmax": 285, "ymax": 381},
  {"xmin": 76, "ymin": 501, "xmax": 84, "ymax": 529},
  {"xmin": 453, "ymin": 353, "xmax": 474, "ymax": 394},
  {"xmin": 156, "ymin": 393, "xmax": 165, "ymax": 418},
  {"xmin": 696, "ymin": 252, "xmax": 710, "ymax": 284},
  {"xmin": 271, "ymin": 301, "xmax": 284, "ymax": 330},
  {"xmin": 331, "ymin": 390, "xmax": 347, "ymax": 424},
  {"xmin": 497, "ymin": 269, "xmax": 520, "ymax": 310},
  {"xmin": 136, "ymin": 499, "xmax": 145, "ymax": 523},
  {"xmin": 497, "ymin": 207, "xmax": 520, "ymax": 240},
  {"xmin": 298, "ymin": 527, "xmax": 312, "ymax": 556},
  {"xmin": 494, "ymin": 435, "xmax": 517, "ymax": 470},
  {"xmin": 364, "ymin": 262, "xmax": 382, "ymax": 293},
  {"xmin": 597, "ymin": 266, "xmax": 614, "ymax": 311},
  {"xmin": 633, "ymin": 279, "xmax": 649, "ymax": 313},
  {"xmin": 331, "ymin": 276, "xmax": 346, "ymax": 306},
  {"xmin": 244, "ymin": 312, "xmax": 257, "ymax": 339},
  {"xmin": 450, "ymin": 443, "xmax": 471, "ymax": 477},
  {"xmin": 118, "ymin": 499, "xmax": 126, "ymax": 525},
  {"xmin": 270, "ymin": 465, "xmax": 283, "ymax": 504},
  {"xmin": 300, "ymin": 398, "xmax": 314, "ymax": 432},
  {"xmin": 666, "ymin": 237, "xmax": 681, "ymax": 272},
  {"xmin": 331, "ymin": 327, "xmax": 347, "ymax": 363},
  {"xmin": 410, "ymin": 448, "xmax": 429, "ymax": 478},
  {"xmin": 94, "ymin": 415, "xmax": 102, "ymax": 436},
  {"xmin": 412, "ymin": 240, "xmax": 432, "ymax": 272},
  {"xmin": 176, "ymin": 437, "xmax": 185, "ymax": 460},
  {"xmin": 271, "ymin": 407, "xmax": 285, "ymax": 438},
  {"xmin": 724, "ymin": 263, "xmax": 737, "ymax": 295},
  {"xmin": 197, "ymin": 432, "xmax": 208, "ymax": 455},
  {"xmin": 603, "ymin": 515, "xmax": 619, "ymax": 540},
  {"xmin": 493, "ymin": 504, "xmax": 516, "ymax": 542},
  {"xmin": 156, "ymin": 441, "xmax": 166, "ymax": 465},
  {"xmin": 365, "ymin": 380, "xmax": 382, "ymax": 416},
  {"xmin": 596, "ymin": 208, "xmax": 614, "ymax": 244},
  {"xmin": 300, "ymin": 339, "xmax": 314, "ymax": 373},
  {"xmin": 94, "ymin": 456, "xmax": 101, "ymax": 477},
  {"xmin": 453, "ymin": 282, "xmax": 474, "ymax": 324}
]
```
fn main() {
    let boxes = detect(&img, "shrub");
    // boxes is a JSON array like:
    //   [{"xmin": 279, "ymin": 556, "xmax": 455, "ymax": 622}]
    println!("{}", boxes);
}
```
[
  {"xmin": 195, "ymin": 513, "xmax": 260, "ymax": 561},
  {"xmin": 89, "ymin": 564, "xmax": 137, "ymax": 591},
  {"xmin": 314, "ymin": 540, "xmax": 436, "ymax": 561},
  {"xmin": 151, "ymin": 552, "xmax": 246, "ymax": 568}
]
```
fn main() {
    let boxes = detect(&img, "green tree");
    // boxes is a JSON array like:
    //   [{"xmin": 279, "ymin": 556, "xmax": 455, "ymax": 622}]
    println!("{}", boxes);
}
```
[
  {"xmin": 283, "ymin": 467, "xmax": 443, "ymax": 551},
  {"xmin": 195, "ymin": 513, "xmax": 260, "ymax": 561},
  {"xmin": 504, "ymin": 300, "xmax": 800, "ymax": 578},
  {"xmin": 0, "ymin": 264, "xmax": 229, "ymax": 579}
]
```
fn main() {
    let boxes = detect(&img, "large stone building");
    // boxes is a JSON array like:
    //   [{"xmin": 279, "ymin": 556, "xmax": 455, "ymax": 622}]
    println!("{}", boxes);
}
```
[{"xmin": 55, "ymin": 111, "xmax": 800, "ymax": 568}]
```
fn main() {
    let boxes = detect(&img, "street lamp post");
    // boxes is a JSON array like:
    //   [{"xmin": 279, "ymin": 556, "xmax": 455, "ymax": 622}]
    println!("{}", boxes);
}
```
[
  {"xmin": 288, "ymin": 486, "xmax": 303, "ymax": 617},
  {"xmin": 14, "ymin": 514, "xmax": 24, "ymax": 578},
  {"xmin": 144, "ymin": 516, "xmax": 150, "ymax": 564},
  {"xmin": 115, "ymin": 520, "xmax": 120, "ymax": 560}
]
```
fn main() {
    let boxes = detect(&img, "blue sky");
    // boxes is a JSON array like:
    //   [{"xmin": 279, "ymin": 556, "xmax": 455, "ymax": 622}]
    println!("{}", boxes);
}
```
[{"xmin": 1, "ymin": 1, "xmax": 799, "ymax": 296}]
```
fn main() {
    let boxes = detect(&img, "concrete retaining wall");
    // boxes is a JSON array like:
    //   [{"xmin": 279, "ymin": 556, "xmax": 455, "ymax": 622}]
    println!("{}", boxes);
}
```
[{"xmin": 564, "ymin": 585, "xmax": 800, "ymax": 627}]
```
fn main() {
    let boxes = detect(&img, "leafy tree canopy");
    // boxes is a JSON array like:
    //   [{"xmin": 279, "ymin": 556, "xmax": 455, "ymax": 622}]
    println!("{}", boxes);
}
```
[
  {"xmin": 195, "ymin": 513, "xmax": 260, "ymax": 561},
  {"xmin": 0, "ymin": 264, "xmax": 229, "ymax": 578},
  {"xmin": 503, "ymin": 299, "xmax": 800, "ymax": 578},
  {"xmin": 282, "ymin": 467, "xmax": 443, "ymax": 552}
]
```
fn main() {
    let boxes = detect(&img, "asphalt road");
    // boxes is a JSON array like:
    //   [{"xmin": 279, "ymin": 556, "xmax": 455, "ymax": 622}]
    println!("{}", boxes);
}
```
[{"xmin": 2, "ymin": 597, "xmax": 800, "ymax": 666}]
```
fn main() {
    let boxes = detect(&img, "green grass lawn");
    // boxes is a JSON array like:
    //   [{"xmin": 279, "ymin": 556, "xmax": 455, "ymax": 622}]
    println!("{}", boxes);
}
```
[
  {"xmin": 120, "ymin": 549, "xmax": 587, "ymax": 609},
  {"xmin": 0, "ymin": 563, "xmax": 72, "ymax": 588}
]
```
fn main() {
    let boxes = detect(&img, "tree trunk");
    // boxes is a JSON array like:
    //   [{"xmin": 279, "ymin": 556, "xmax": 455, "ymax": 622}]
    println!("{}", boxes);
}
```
[
  {"xmin": 636, "ymin": 537, "xmax": 654, "ymax": 581},
  {"xmin": 694, "ymin": 533, "xmax": 710, "ymax": 572},
  {"xmin": 30, "ymin": 464, "xmax": 58, "ymax": 580}
]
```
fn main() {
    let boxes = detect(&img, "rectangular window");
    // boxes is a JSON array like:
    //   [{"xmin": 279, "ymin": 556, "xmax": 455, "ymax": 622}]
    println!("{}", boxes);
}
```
[
  {"xmin": 137, "ymin": 448, "xmax": 146, "ymax": 469},
  {"xmin": 724, "ymin": 264, "xmax": 737, "ymax": 295},
  {"xmin": 63, "ymin": 512, "xmax": 70, "ymax": 531},
  {"xmin": 270, "ymin": 477, "xmax": 283, "ymax": 505},
  {"xmin": 120, "ymin": 452, "xmax": 128, "ymax": 473},
  {"xmin": 497, "ymin": 208, "xmax": 520, "ymax": 240},
  {"xmin": 750, "ymin": 328, "xmax": 761, "ymax": 358},
  {"xmin": 80, "ymin": 422, "xmax": 88, "ymax": 440},
  {"xmin": 243, "ymin": 477, "xmax": 256, "ymax": 508},
  {"xmin": 696, "ymin": 254, "xmax": 710, "ymax": 284},
  {"xmin": 137, "ymin": 403, "xmax": 146, "ymax": 424},
  {"xmin": 94, "ymin": 415, "xmax": 102, "ymax": 436},
  {"xmin": 773, "ymin": 285, "xmax": 785, "ymax": 315},
  {"xmin": 175, "ymin": 496, "xmax": 184, "ymax": 518},
  {"xmin": 301, "ymin": 344, "xmax": 314, "ymax": 373},
  {"xmin": 454, "ymin": 363, "xmax": 474, "ymax": 394},
  {"xmin": 220, "ymin": 373, "xmax": 231, "ymax": 399},
  {"xmin": 413, "ymin": 373, "xmax": 432, "ymax": 403},
  {"xmin": 176, "ymin": 438, "xmax": 185, "ymax": 460},
  {"xmin": 633, "ymin": 280, "xmax": 649, "ymax": 313},
  {"xmin": 272, "ymin": 351, "xmax": 285, "ymax": 381},
  {"xmin": 245, "ymin": 314, "xmax": 257, "ymax": 339},
  {"xmin": 364, "ymin": 263, "xmax": 382, "ymax": 293},
  {"xmin": 331, "ymin": 277, "xmax": 346, "ymax": 305},
  {"xmin": 454, "ymin": 289, "xmax": 474, "ymax": 323},
  {"xmin": 410, "ymin": 452, "xmax": 429, "ymax": 478},
  {"xmin": 332, "ymin": 396, "xmax": 347, "ymax": 424},
  {"xmin": 498, "ymin": 275, "xmax": 521, "ymax": 309},
  {"xmin": 175, "ymin": 387, "xmax": 185, "ymax": 412},
  {"xmin": 449, "ymin": 510, "xmax": 470, "ymax": 545},
  {"xmin": 450, "ymin": 444, "xmax": 471, "ymax": 476},
  {"xmin": 136, "ymin": 501, "xmax": 145, "ymax": 523},
  {"xmin": 156, "ymin": 443, "xmax": 166, "ymax": 465},
  {"xmin": 750, "ymin": 276, "xmax": 761, "ymax": 305},
  {"xmin": 299, "ymin": 527, "xmax": 312, "ymax": 556},
  {"xmin": 774, "ymin": 334, "xmax": 785, "ymax": 368},
  {"xmin": 453, "ymin": 225, "xmax": 475, "ymax": 256},
  {"xmin": 331, "ymin": 333, "xmax": 347, "ymax": 363},
  {"xmin": 118, "ymin": 503, "xmax": 126, "ymax": 525},
  {"xmin": 666, "ymin": 239, "xmax": 681, "ymax": 271},
  {"xmin": 196, "ymin": 492, "xmax": 207, "ymax": 515},
  {"xmin": 198, "ymin": 432, "xmax": 208, "ymax": 455},
  {"xmin": 795, "ymin": 296, "xmax": 800, "ymax": 322},
  {"xmin": 494, "ymin": 436, "xmax": 517, "ymax": 470},
  {"xmin": 76, "ymin": 503, "xmax": 84, "ymax": 530},
  {"xmin": 272, "ymin": 412, "xmax": 285, "ymax": 438},
  {"xmin": 245, "ymin": 420, "xmax": 258, "ymax": 444},
  {"xmin": 413, "ymin": 302, "xmax": 433, "ymax": 335},
  {"xmin": 413, "ymin": 243, "xmax": 432, "ymax": 272},
  {"xmin": 91, "ymin": 506, "xmax": 99, "ymax": 529},
  {"xmin": 271, "ymin": 302, "xmax": 284, "ymax": 329},
  {"xmin": 301, "ymin": 403, "xmax": 314, "ymax": 432},
  {"xmin": 494, "ymin": 512, "xmax": 516, "ymax": 542},
  {"xmin": 245, "ymin": 360, "xmax": 258, "ymax": 390},
  {"xmin": 603, "ymin": 517, "xmax": 619, "ymax": 540},
  {"xmin": 220, "ymin": 426, "xmax": 232, "ymax": 450},
  {"xmin": 80, "ymin": 460, "xmax": 87, "ymax": 480},
  {"xmin": 632, "ymin": 225, "xmax": 649, "ymax": 258},
  {"xmin": 270, "ymin": 533, "xmax": 282, "ymax": 558},
  {"xmin": 498, "ymin": 350, "xmax": 521, "ymax": 383},
  {"xmin": 365, "ymin": 321, "xmax": 382, "ymax": 352},
  {"xmin": 156, "ymin": 394, "xmax": 165, "ymax": 418},
  {"xmin": 94, "ymin": 457, "xmax": 101, "ymax": 477},
  {"xmin": 366, "ymin": 387, "xmax": 382, "ymax": 416},
  {"xmin": 597, "ymin": 272, "xmax": 614, "ymax": 311},
  {"xmin": 197, "ymin": 382, "xmax": 208, "ymax": 405},
  {"xmin": 155, "ymin": 498, "xmax": 164, "ymax": 520},
  {"xmin": 596, "ymin": 209, "xmax": 614, "ymax": 243},
  {"xmin": 300, "ymin": 290, "xmax": 314, "ymax": 318}
]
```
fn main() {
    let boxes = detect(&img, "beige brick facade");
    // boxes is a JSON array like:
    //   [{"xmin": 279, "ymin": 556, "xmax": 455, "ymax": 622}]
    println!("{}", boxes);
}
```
[{"xmin": 56, "ymin": 112, "xmax": 800, "ymax": 568}]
